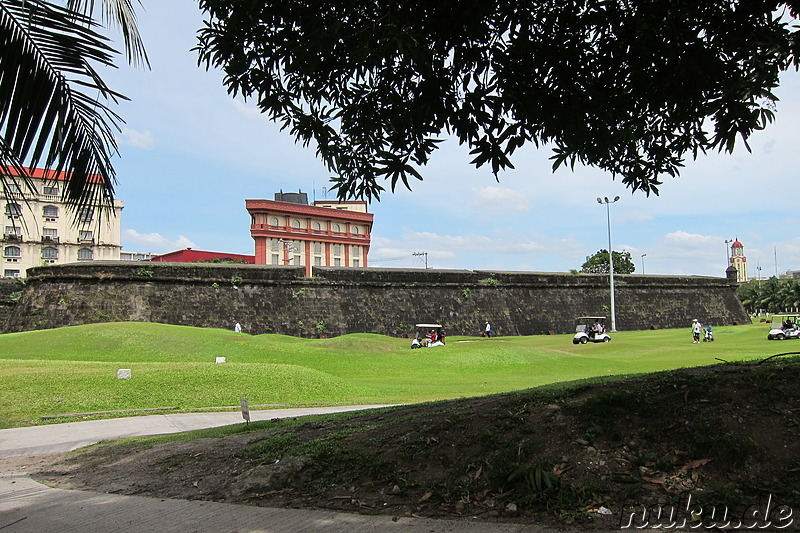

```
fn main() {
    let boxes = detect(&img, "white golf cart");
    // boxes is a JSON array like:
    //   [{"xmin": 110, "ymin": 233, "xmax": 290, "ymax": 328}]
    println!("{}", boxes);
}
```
[
  {"xmin": 767, "ymin": 314, "xmax": 800, "ymax": 340},
  {"xmin": 572, "ymin": 316, "xmax": 611, "ymax": 344},
  {"xmin": 411, "ymin": 323, "xmax": 446, "ymax": 349}
]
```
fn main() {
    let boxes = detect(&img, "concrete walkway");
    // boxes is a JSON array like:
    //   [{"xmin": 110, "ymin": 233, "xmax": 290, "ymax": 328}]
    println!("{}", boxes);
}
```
[{"xmin": 0, "ymin": 407, "xmax": 559, "ymax": 533}]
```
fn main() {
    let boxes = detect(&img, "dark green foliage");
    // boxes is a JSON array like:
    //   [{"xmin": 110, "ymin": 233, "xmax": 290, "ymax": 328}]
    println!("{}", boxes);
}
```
[
  {"xmin": 581, "ymin": 249, "xmax": 636, "ymax": 274},
  {"xmin": 196, "ymin": 258, "xmax": 246, "ymax": 264},
  {"xmin": 196, "ymin": 0, "xmax": 800, "ymax": 200},
  {"xmin": 737, "ymin": 276, "xmax": 800, "ymax": 314},
  {"xmin": 135, "ymin": 267, "xmax": 154, "ymax": 278}
]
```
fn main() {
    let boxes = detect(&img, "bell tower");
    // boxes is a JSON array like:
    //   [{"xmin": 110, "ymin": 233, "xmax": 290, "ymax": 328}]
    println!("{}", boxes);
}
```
[{"xmin": 730, "ymin": 238, "xmax": 748, "ymax": 283}]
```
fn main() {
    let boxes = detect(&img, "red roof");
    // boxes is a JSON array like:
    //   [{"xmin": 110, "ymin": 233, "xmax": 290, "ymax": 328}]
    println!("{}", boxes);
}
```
[
  {"xmin": 151, "ymin": 249, "xmax": 255, "ymax": 264},
  {"xmin": 732, "ymin": 240, "xmax": 743, "ymax": 248},
  {"xmin": 1, "ymin": 165, "xmax": 105, "ymax": 183}
]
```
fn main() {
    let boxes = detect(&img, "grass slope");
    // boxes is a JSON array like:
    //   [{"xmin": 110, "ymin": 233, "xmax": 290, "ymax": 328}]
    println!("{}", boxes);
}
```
[{"xmin": 0, "ymin": 320, "xmax": 786, "ymax": 428}]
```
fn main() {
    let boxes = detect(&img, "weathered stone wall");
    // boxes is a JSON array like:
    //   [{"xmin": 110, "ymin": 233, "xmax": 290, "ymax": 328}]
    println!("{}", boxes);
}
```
[
  {"xmin": 0, "ymin": 278, "xmax": 22, "ymax": 329},
  {"xmin": 3, "ymin": 262, "xmax": 749, "ymax": 336}
]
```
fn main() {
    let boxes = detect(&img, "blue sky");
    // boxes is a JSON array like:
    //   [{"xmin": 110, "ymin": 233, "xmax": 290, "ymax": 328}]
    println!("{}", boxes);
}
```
[{"xmin": 104, "ymin": 2, "xmax": 800, "ymax": 278}]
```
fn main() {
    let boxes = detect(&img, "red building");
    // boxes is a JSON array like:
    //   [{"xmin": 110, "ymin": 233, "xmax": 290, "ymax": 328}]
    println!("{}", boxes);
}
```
[
  {"xmin": 151, "ymin": 248, "xmax": 255, "ymax": 264},
  {"xmin": 246, "ymin": 192, "xmax": 373, "ymax": 277}
]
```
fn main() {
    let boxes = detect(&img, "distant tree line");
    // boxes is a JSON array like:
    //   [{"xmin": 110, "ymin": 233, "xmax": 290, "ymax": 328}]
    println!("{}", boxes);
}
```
[{"xmin": 736, "ymin": 277, "xmax": 800, "ymax": 314}]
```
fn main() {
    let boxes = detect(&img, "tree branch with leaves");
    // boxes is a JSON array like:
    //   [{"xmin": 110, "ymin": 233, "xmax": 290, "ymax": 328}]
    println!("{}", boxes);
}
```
[{"xmin": 196, "ymin": 0, "xmax": 800, "ymax": 201}]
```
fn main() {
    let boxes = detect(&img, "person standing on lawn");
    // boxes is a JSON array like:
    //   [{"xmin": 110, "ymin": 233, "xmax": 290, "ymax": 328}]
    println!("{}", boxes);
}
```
[{"xmin": 691, "ymin": 319, "xmax": 702, "ymax": 343}]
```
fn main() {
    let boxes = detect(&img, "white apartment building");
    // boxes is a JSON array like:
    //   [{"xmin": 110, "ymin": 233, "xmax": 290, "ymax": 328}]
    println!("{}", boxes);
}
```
[{"xmin": 1, "ymin": 167, "xmax": 123, "ymax": 277}]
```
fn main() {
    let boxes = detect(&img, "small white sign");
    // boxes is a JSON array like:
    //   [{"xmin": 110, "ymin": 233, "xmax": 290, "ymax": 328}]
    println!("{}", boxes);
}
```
[
  {"xmin": 117, "ymin": 369, "xmax": 131, "ymax": 379},
  {"xmin": 216, "ymin": 357, "xmax": 226, "ymax": 364},
  {"xmin": 240, "ymin": 398, "xmax": 250, "ymax": 423}
]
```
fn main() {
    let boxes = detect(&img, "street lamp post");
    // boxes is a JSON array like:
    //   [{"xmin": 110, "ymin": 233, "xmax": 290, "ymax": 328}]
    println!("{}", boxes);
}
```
[
  {"xmin": 412, "ymin": 251, "xmax": 429, "ymax": 269},
  {"xmin": 641, "ymin": 253, "xmax": 646, "ymax": 275},
  {"xmin": 725, "ymin": 239, "xmax": 733, "ymax": 265},
  {"xmin": 597, "ymin": 196, "xmax": 620, "ymax": 332}
]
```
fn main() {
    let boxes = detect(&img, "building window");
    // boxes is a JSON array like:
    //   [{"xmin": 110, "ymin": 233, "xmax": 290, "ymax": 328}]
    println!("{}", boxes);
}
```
[
  {"xmin": 334, "ymin": 258, "xmax": 341, "ymax": 266},
  {"xmin": 353, "ymin": 259, "xmax": 360, "ymax": 267},
  {"xmin": 313, "ymin": 221, "xmax": 322, "ymax": 231},
  {"xmin": 5, "ymin": 203, "xmax": 21, "ymax": 216},
  {"xmin": 333, "ymin": 223, "xmax": 341, "ymax": 233},
  {"xmin": 4, "ymin": 226, "xmax": 21, "ymax": 237},
  {"xmin": 4, "ymin": 269, "xmax": 20, "ymax": 278},
  {"xmin": 78, "ymin": 248, "xmax": 93, "ymax": 260},
  {"xmin": 42, "ymin": 246, "xmax": 58, "ymax": 259},
  {"xmin": 292, "ymin": 219, "xmax": 301, "ymax": 228},
  {"xmin": 78, "ymin": 207, "xmax": 93, "ymax": 222},
  {"xmin": 271, "ymin": 254, "xmax": 279, "ymax": 265},
  {"xmin": 271, "ymin": 239, "xmax": 280, "ymax": 251},
  {"xmin": 43, "ymin": 186, "xmax": 59, "ymax": 196},
  {"xmin": 313, "ymin": 242, "xmax": 322, "ymax": 254},
  {"xmin": 314, "ymin": 256, "xmax": 322, "ymax": 266},
  {"xmin": 79, "ymin": 230, "xmax": 93, "ymax": 241},
  {"xmin": 293, "ymin": 254, "xmax": 301, "ymax": 265},
  {"xmin": 333, "ymin": 244, "xmax": 342, "ymax": 255},
  {"xmin": 6, "ymin": 183, "xmax": 22, "ymax": 194},
  {"xmin": 3, "ymin": 246, "xmax": 20, "ymax": 257},
  {"xmin": 270, "ymin": 217, "xmax": 279, "ymax": 226},
  {"xmin": 43, "ymin": 228, "xmax": 58, "ymax": 243},
  {"xmin": 352, "ymin": 226, "xmax": 359, "ymax": 235},
  {"xmin": 43, "ymin": 205, "xmax": 58, "ymax": 217}
]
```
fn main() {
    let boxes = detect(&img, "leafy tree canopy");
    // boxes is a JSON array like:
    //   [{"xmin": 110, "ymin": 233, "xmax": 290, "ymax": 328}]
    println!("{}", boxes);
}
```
[
  {"xmin": 196, "ymin": 0, "xmax": 800, "ymax": 200},
  {"xmin": 581, "ymin": 249, "xmax": 636, "ymax": 274}
]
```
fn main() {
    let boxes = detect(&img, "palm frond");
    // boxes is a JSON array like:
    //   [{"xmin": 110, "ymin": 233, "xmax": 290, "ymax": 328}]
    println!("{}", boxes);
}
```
[
  {"xmin": 67, "ymin": 0, "xmax": 150, "ymax": 68},
  {"xmin": 0, "ymin": 0, "xmax": 128, "ymax": 215}
]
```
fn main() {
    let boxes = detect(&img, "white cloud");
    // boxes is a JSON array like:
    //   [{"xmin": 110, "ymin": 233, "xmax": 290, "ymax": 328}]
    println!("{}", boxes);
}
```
[
  {"xmin": 118, "ymin": 127, "xmax": 155, "ymax": 149},
  {"xmin": 122, "ymin": 229, "xmax": 196, "ymax": 253},
  {"xmin": 663, "ymin": 231, "xmax": 721, "ymax": 251},
  {"xmin": 472, "ymin": 186, "xmax": 531, "ymax": 213}
]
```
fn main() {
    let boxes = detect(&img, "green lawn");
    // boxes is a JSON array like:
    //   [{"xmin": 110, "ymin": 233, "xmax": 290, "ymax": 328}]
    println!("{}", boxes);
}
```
[{"xmin": 0, "ymin": 320, "xmax": 783, "ymax": 428}]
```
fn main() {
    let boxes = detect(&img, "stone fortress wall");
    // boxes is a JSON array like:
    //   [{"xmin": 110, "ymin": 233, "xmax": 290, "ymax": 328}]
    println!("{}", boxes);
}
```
[
  {"xmin": 3, "ymin": 262, "xmax": 749, "ymax": 337},
  {"xmin": 0, "ymin": 278, "xmax": 22, "ymax": 329}
]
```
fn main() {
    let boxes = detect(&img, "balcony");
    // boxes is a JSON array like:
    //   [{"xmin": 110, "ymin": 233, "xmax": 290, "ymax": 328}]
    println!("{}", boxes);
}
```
[
  {"xmin": 2, "ymin": 233, "xmax": 23, "ymax": 243},
  {"xmin": 42, "ymin": 236, "xmax": 60, "ymax": 244},
  {"xmin": 251, "ymin": 224, "xmax": 369, "ymax": 240}
]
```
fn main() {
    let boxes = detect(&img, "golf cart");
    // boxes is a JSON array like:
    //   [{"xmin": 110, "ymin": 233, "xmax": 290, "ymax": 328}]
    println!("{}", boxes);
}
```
[
  {"xmin": 767, "ymin": 314, "xmax": 800, "ymax": 340},
  {"xmin": 572, "ymin": 316, "xmax": 611, "ymax": 344},
  {"xmin": 411, "ymin": 323, "xmax": 446, "ymax": 348}
]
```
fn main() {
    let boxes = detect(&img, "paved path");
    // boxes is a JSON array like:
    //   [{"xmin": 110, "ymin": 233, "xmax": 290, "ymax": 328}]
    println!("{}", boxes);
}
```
[{"xmin": 0, "ymin": 406, "xmax": 559, "ymax": 532}]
